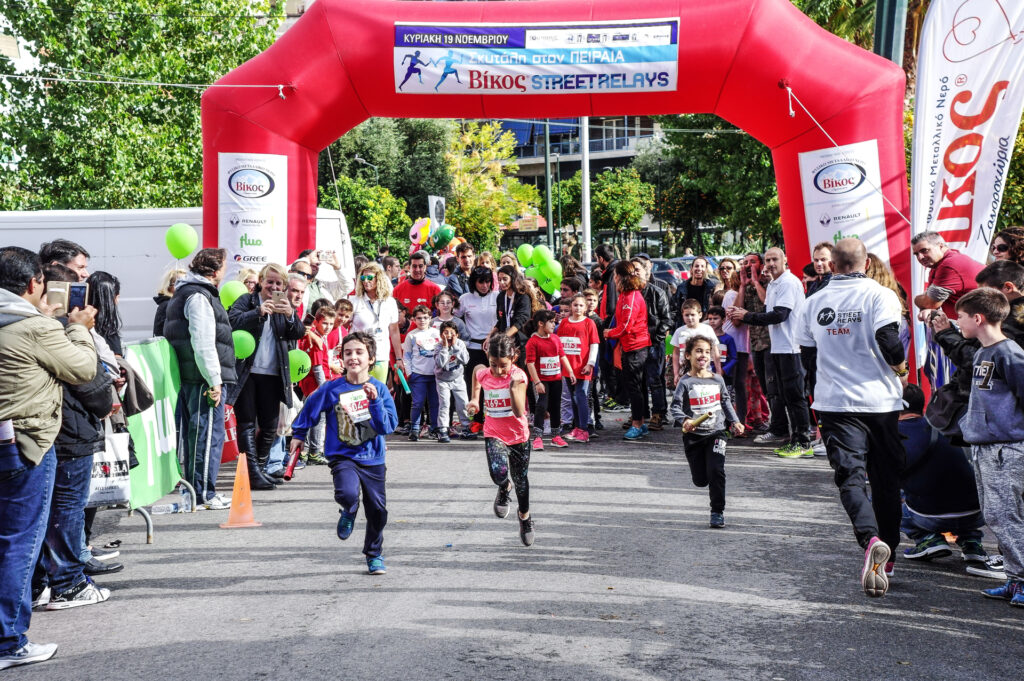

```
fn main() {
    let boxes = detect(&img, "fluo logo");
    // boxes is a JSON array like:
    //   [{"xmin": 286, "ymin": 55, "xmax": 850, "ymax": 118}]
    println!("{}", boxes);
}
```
[
  {"xmin": 813, "ymin": 162, "xmax": 865, "ymax": 195},
  {"xmin": 228, "ymin": 169, "xmax": 274, "ymax": 198},
  {"xmin": 240, "ymin": 233, "xmax": 263, "ymax": 247}
]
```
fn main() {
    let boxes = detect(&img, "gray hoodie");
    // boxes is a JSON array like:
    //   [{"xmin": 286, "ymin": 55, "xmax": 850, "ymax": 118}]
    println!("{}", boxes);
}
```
[{"xmin": 959, "ymin": 339, "xmax": 1024, "ymax": 445}]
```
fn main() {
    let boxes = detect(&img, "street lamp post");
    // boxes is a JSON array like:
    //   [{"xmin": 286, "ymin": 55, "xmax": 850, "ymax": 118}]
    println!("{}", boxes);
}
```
[
  {"xmin": 553, "ymin": 152, "xmax": 562, "ymax": 255},
  {"xmin": 354, "ymin": 155, "xmax": 379, "ymax": 185}
]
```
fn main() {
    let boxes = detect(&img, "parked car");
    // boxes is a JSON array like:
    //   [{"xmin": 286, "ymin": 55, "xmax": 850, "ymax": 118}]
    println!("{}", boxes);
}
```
[
  {"xmin": 671, "ymin": 255, "xmax": 720, "ymax": 281},
  {"xmin": 649, "ymin": 258, "xmax": 684, "ymax": 292}
]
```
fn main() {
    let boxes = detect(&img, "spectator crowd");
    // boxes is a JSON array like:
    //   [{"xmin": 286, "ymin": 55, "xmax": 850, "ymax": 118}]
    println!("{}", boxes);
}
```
[{"xmin": 2, "ymin": 225, "xmax": 1024, "ymax": 670}]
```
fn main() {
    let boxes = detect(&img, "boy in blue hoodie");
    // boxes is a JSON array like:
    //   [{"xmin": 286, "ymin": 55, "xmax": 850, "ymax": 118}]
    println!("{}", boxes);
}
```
[
  {"xmin": 290, "ymin": 331, "xmax": 398, "ymax": 575},
  {"xmin": 955, "ymin": 288, "xmax": 1024, "ymax": 607}
]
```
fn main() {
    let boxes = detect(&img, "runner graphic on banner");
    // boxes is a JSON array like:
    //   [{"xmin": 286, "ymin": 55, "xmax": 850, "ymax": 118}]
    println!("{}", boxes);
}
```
[{"xmin": 394, "ymin": 19, "xmax": 679, "ymax": 95}]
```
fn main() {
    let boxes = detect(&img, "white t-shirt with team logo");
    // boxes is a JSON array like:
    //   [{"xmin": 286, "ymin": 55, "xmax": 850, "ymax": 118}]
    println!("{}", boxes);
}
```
[
  {"xmin": 669, "ymin": 323, "xmax": 716, "ymax": 351},
  {"xmin": 795, "ymin": 276, "xmax": 902, "ymax": 412},
  {"xmin": 765, "ymin": 270, "xmax": 805, "ymax": 354}
]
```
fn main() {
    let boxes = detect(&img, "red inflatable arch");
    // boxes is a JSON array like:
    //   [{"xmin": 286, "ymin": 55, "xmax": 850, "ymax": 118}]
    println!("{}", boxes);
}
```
[{"xmin": 202, "ymin": 0, "xmax": 909, "ymax": 286}]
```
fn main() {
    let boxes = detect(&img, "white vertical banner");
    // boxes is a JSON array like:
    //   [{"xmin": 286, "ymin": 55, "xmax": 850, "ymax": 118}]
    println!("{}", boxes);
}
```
[
  {"xmin": 797, "ymin": 140, "xmax": 890, "ymax": 262},
  {"xmin": 910, "ymin": 1, "xmax": 1024, "ymax": 361},
  {"xmin": 218, "ymin": 152, "xmax": 288, "ymax": 277}
]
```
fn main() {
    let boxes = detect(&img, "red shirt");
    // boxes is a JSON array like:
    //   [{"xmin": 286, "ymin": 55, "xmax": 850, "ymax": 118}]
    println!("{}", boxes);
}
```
[
  {"xmin": 604, "ymin": 289, "xmax": 651, "ymax": 352},
  {"xmin": 556, "ymin": 317, "xmax": 599, "ymax": 379},
  {"xmin": 298, "ymin": 332, "xmax": 336, "ymax": 397},
  {"xmin": 525, "ymin": 333, "xmax": 567, "ymax": 382},
  {"xmin": 927, "ymin": 248, "xmax": 984, "ymax": 318},
  {"xmin": 393, "ymin": 277, "xmax": 441, "ymax": 315}
]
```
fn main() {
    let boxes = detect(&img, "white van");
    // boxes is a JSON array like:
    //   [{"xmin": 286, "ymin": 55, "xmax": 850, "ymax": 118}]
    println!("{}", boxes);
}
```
[{"xmin": 0, "ymin": 207, "xmax": 354, "ymax": 342}]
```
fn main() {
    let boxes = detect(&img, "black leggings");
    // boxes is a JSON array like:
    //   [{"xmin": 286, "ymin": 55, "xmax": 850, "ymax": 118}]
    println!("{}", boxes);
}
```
[
  {"xmin": 533, "ymin": 379, "xmax": 562, "ymax": 434},
  {"xmin": 685, "ymin": 434, "xmax": 727, "ymax": 513},
  {"xmin": 485, "ymin": 437, "xmax": 531, "ymax": 514},
  {"xmin": 234, "ymin": 373, "xmax": 283, "ymax": 463},
  {"xmin": 621, "ymin": 348, "xmax": 647, "ymax": 423}
]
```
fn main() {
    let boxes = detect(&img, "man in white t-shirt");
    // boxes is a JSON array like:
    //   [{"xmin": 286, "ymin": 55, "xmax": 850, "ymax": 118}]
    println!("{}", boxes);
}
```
[
  {"xmin": 728, "ymin": 247, "xmax": 810, "ymax": 455},
  {"xmin": 796, "ymin": 238, "xmax": 909, "ymax": 598}
]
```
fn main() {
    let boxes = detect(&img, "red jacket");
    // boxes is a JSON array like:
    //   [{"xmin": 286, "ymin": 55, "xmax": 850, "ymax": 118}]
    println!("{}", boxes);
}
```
[{"xmin": 604, "ymin": 289, "xmax": 650, "ymax": 352}]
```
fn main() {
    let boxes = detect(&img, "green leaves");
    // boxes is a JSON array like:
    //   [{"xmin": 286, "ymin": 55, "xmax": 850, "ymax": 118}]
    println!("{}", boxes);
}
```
[
  {"xmin": 0, "ymin": 1, "xmax": 283, "ymax": 210},
  {"xmin": 319, "ymin": 175, "xmax": 410, "ymax": 257}
]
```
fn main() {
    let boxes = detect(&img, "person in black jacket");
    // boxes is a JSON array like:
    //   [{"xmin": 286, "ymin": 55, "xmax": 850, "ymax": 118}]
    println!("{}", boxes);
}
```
[
  {"xmin": 152, "ymin": 269, "xmax": 184, "ymax": 337},
  {"xmin": 491, "ymin": 265, "xmax": 532, "ymax": 355},
  {"xmin": 669, "ymin": 257, "xmax": 719, "ymax": 331},
  {"xmin": 228, "ymin": 264, "xmax": 306, "ymax": 487},
  {"xmin": 594, "ymin": 244, "xmax": 621, "ymax": 409},
  {"xmin": 635, "ymin": 257, "xmax": 672, "ymax": 430}
]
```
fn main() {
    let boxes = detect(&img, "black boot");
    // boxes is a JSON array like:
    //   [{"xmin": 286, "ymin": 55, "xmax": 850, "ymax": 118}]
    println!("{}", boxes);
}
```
[{"xmin": 246, "ymin": 452, "xmax": 276, "ymax": 490}]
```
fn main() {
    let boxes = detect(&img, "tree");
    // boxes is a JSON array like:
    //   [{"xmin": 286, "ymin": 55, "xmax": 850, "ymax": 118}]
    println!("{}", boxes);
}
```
[
  {"xmin": 445, "ymin": 121, "xmax": 539, "ymax": 252},
  {"xmin": 319, "ymin": 175, "xmax": 410, "ymax": 257},
  {"xmin": 590, "ymin": 167, "xmax": 654, "ymax": 258},
  {"xmin": 317, "ymin": 118, "xmax": 453, "ymax": 218},
  {"xmin": 0, "ymin": 1, "xmax": 283, "ymax": 209}
]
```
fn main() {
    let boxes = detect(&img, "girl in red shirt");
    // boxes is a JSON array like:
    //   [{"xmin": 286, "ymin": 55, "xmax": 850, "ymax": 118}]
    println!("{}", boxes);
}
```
[
  {"xmin": 603, "ymin": 260, "xmax": 651, "ymax": 440},
  {"xmin": 525, "ymin": 310, "xmax": 574, "ymax": 450},
  {"xmin": 557, "ymin": 293, "xmax": 600, "ymax": 442},
  {"xmin": 467, "ymin": 335, "xmax": 535, "ymax": 546}
]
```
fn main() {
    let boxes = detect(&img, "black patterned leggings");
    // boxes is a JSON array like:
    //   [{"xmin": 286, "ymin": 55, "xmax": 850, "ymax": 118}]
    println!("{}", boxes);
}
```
[{"xmin": 485, "ymin": 437, "xmax": 532, "ymax": 514}]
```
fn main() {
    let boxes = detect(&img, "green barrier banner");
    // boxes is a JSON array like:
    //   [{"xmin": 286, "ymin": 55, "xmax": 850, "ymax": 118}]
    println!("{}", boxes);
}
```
[{"xmin": 126, "ymin": 338, "xmax": 182, "ymax": 508}]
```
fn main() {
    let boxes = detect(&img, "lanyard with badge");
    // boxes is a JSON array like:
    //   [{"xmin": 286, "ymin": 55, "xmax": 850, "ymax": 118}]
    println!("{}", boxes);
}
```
[
  {"xmin": 365, "ymin": 296, "xmax": 383, "ymax": 338},
  {"xmin": 504, "ymin": 293, "xmax": 515, "ymax": 327}
]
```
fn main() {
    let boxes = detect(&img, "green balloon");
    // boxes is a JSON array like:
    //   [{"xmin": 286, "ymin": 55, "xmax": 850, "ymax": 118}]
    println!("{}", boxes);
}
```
[
  {"xmin": 523, "ymin": 265, "xmax": 540, "ymax": 281},
  {"xmin": 516, "ymin": 243, "xmax": 534, "ymax": 267},
  {"xmin": 165, "ymin": 222, "xmax": 198, "ymax": 260},
  {"xmin": 220, "ymin": 280, "xmax": 248, "ymax": 309},
  {"xmin": 232, "ymin": 330, "xmax": 256, "ymax": 360},
  {"xmin": 433, "ymin": 223, "xmax": 454, "ymax": 251},
  {"xmin": 539, "ymin": 259, "xmax": 562, "ymax": 280},
  {"xmin": 289, "ymin": 348, "xmax": 312, "ymax": 384},
  {"xmin": 531, "ymin": 244, "xmax": 552, "ymax": 267},
  {"xmin": 539, "ymin": 276, "xmax": 558, "ymax": 295},
  {"xmin": 665, "ymin": 334, "xmax": 674, "ymax": 356}
]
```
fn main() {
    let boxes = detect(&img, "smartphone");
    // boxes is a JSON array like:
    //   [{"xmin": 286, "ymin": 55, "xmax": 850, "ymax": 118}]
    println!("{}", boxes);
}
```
[
  {"xmin": 271, "ymin": 290, "xmax": 287, "ymax": 304},
  {"xmin": 68, "ymin": 283, "xmax": 89, "ymax": 312},
  {"xmin": 45, "ymin": 281, "xmax": 69, "ymax": 316}
]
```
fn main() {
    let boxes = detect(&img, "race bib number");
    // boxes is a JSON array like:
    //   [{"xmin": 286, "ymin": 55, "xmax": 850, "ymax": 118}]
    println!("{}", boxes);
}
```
[
  {"xmin": 484, "ymin": 388, "xmax": 513, "ymax": 418},
  {"xmin": 560, "ymin": 336, "xmax": 582, "ymax": 356},
  {"xmin": 334, "ymin": 389, "xmax": 376, "ymax": 446},
  {"xmin": 539, "ymin": 356, "xmax": 561, "ymax": 377}
]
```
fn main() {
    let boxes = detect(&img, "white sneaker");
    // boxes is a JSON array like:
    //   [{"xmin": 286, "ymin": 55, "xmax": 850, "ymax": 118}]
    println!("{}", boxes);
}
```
[
  {"xmin": 45, "ymin": 578, "xmax": 110, "ymax": 610},
  {"xmin": 752, "ymin": 432, "xmax": 789, "ymax": 445},
  {"xmin": 0, "ymin": 641, "xmax": 58, "ymax": 669},
  {"xmin": 203, "ymin": 494, "xmax": 231, "ymax": 510},
  {"xmin": 31, "ymin": 586, "xmax": 50, "ymax": 609}
]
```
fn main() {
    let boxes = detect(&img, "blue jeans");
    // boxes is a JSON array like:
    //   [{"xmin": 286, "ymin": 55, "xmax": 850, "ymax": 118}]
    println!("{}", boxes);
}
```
[
  {"xmin": 409, "ymin": 372, "xmax": 438, "ymax": 432},
  {"xmin": 901, "ymin": 503, "xmax": 985, "ymax": 544},
  {"xmin": 331, "ymin": 459, "xmax": 387, "ymax": 558},
  {"xmin": 33, "ymin": 454, "xmax": 92, "ymax": 595},
  {"xmin": 570, "ymin": 379, "xmax": 591, "ymax": 430},
  {"xmin": 265, "ymin": 436, "xmax": 288, "ymax": 474},
  {"xmin": 0, "ymin": 445, "xmax": 56, "ymax": 655},
  {"xmin": 176, "ymin": 383, "xmax": 225, "ymax": 502}
]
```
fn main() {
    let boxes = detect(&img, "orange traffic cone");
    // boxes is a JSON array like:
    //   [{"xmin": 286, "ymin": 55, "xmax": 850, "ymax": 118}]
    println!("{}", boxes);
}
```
[{"xmin": 220, "ymin": 452, "xmax": 262, "ymax": 528}]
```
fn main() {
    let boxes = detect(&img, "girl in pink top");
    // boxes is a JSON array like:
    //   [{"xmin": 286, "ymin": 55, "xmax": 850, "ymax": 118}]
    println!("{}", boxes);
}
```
[{"xmin": 467, "ymin": 335, "xmax": 535, "ymax": 546}]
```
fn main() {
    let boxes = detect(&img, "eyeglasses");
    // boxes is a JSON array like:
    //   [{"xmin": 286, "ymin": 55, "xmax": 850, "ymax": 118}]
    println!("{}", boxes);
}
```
[
  {"xmin": 991, "ymin": 243, "xmax": 1009, "ymax": 253},
  {"xmin": 360, "ymin": 275, "xmax": 375, "ymax": 281}
]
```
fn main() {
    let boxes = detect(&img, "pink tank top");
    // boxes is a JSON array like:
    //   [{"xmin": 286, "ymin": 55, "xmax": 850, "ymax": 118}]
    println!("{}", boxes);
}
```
[{"xmin": 476, "ymin": 366, "xmax": 530, "ymax": 446}]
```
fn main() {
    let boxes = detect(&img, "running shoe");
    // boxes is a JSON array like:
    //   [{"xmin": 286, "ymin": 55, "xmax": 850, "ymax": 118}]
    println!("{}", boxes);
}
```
[
  {"xmin": 531, "ymin": 436, "xmax": 544, "ymax": 451},
  {"xmin": 366, "ymin": 556, "xmax": 387, "ymax": 575},
  {"xmin": 307, "ymin": 451, "xmax": 329, "ymax": 465},
  {"xmin": 469, "ymin": 422, "xmax": 483, "ymax": 434},
  {"xmin": 904, "ymin": 534, "xmax": 953, "ymax": 560},
  {"xmin": 395, "ymin": 422, "xmax": 411, "ymax": 436},
  {"xmin": 959, "ymin": 540, "xmax": 988, "ymax": 563},
  {"xmin": 519, "ymin": 515, "xmax": 535, "ymax": 546},
  {"xmin": 459, "ymin": 429, "xmax": 478, "ymax": 441},
  {"xmin": 44, "ymin": 578, "xmax": 110, "ymax": 610},
  {"xmin": 438, "ymin": 433, "xmax": 451, "ymax": 444},
  {"xmin": 30, "ymin": 586, "xmax": 50, "ymax": 610},
  {"xmin": 753, "ymin": 432, "xmax": 789, "ymax": 445},
  {"xmin": 573, "ymin": 429, "xmax": 590, "ymax": 443},
  {"xmin": 709, "ymin": 512, "xmax": 725, "ymax": 528},
  {"xmin": 774, "ymin": 444, "xmax": 804, "ymax": 458},
  {"xmin": 982, "ymin": 578, "xmax": 1023, "ymax": 603},
  {"xmin": 203, "ymin": 494, "xmax": 231, "ymax": 511},
  {"xmin": 966, "ymin": 555, "xmax": 1007, "ymax": 580},
  {"xmin": 551, "ymin": 435, "xmax": 569, "ymax": 448},
  {"xmin": 885, "ymin": 561, "xmax": 895, "ymax": 578},
  {"xmin": 811, "ymin": 439, "xmax": 827, "ymax": 457},
  {"xmin": 648, "ymin": 414, "xmax": 665, "ymax": 431},
  {"xmin": 408, "ymin": 431, "xmax": 419, "ymax": 442},
  {"xmin": 0, "ymin": 642, "xmax": 58, "ymax": 670},
  {"xmin": 493, "ymin": 483, "xmax": 511, "ymax": 519},
  {"xmin": 624, "ymin": 426, "xmax": 644, "ymax": 440},
  {"xmin": 861, "ymin": 536, "xmax": 891, "ymax": 597},
  {"xmin": 640, "ymin": 424, "xmax": 650, "ymax": 437},
  {"xmin": 337, "ymin": 509, "xmax": 358, "ymax": 540}
]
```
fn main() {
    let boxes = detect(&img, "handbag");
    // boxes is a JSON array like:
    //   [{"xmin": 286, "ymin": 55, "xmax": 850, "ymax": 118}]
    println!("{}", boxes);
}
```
[
  {"xmin": 924, "ymin": 381, "xmax": 967, "ymax": 438},
  {"xmin": 87, "ymin": 419, "xmax": 132, "ymax": 507}
]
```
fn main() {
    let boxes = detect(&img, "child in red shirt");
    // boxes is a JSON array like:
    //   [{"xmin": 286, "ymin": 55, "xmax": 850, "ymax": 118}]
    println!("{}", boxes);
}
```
[
  {"xmin": 298, "ymin": 306, "xmax": 337, "ymax": 461},
  {"xmin": 525, "ymin": 309, "xmax": 575, "ymax": 451},
  {"xmin": 467, "ymin": 334, "xmax": 535, "ymax": 546},
  {"xmin": 557, "ymin": 293, "xmax": 600, "ymax": 442}
]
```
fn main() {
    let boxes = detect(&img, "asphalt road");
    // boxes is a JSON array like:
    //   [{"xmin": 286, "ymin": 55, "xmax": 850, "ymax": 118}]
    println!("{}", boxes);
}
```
[{"xmin": 20, "ymin": 414, "xmax": 1024, "ymax": 680}]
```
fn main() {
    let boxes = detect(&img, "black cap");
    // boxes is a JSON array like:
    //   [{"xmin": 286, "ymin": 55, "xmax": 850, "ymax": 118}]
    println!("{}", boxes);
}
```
[{"xmin": 635, "ymin": 252, "xmax": 652, "ymax": 261}]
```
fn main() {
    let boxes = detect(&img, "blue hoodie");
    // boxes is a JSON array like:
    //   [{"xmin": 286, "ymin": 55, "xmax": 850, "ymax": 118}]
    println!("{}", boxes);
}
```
[{"xmin": 291, "ymin": 376, "xmax": 397, "ymax": 465}]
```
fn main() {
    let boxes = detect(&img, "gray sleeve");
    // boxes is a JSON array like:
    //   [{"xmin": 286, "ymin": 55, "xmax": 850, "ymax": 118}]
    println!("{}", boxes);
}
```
[
  {"xmin": 669, "ymin": 380, "xmax": 690, "ymax": 423},
  {"xmin": 312, "ymin": 365, "xmax": 327, "ymax": 386},
  {"xmin": 455, "ymin": 340, "xmax": 470, "ymax": 366},
  {"xmin": 184, "ymin": 293, "xmax": 222, "ymax": 387}
]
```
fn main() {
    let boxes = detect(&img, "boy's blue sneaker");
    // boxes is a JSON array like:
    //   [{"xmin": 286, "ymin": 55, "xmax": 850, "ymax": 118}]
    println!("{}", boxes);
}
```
[
  {"xmin": 982, "ymin": 579, "xmax": 1024, "ymax": 602},
  {"xmin": 623, "ymin": 426, "xmax": 644, "ymax": 440},
  {"xmin": 366, "ymin": 556, "xmax": 387, "ymax": 575},
  {"xmin": 904, "ymin": 534, "xmax": 953, "ymax": 560},
  {"xmin": 709, "ymin": 512, "xmax": 725, "ymax": 528},
  {"xmin": 640, "ymin": 424, "xmax": 650, "ymax": 437},
  {"xmin": 958, "ymin": 539, "xmax": 988, "ymax": 563},
  {"xmin": 337, "ymin": 509, "xmax": 358, "ymax": 541}
]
